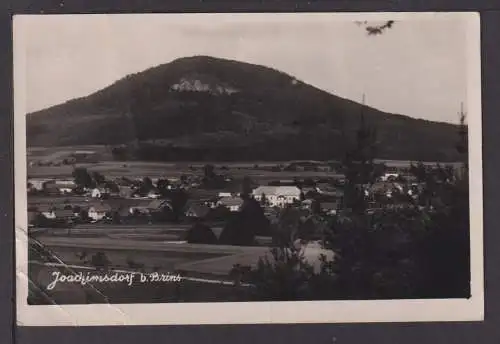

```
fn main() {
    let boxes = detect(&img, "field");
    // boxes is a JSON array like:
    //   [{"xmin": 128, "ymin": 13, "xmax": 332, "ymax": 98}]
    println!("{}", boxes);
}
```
[
  {"xmin": 27, "ymin": 146, "xmax": 460, "ymax": 181},
  {"xmin": 27, "ymin": 145, "xmax": 345, "ymax": 182},
  {"xmin": 29, "ymin": 235, "xmax": 273, "ymax": 303},
  {"xmin": 28, "ymin": 195, "xmax": 156, "ymax": 211},
  {"xmin": 28, "ymin": 161, "xmax": 343, "ymax": 181},
  {"xmin": 30, "ymin": 224, "xmax": 272, "ymax": 247},
  {"xmin": 32, "ymin": 234, "xmax": 322, "ymax": 283}
]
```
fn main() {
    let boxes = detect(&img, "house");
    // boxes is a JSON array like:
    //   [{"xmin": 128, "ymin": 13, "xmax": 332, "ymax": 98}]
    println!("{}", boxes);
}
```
[
  {"xmin": 321, "ymin": 202, "xmax": 339, "ymax": 215},
  {"xmin": 41, "ymin": 179, "xmax": 77, "ymax": 194},
  {"xmin": 55, "ymin": 179, "xmax": 76, "ymax": 187},
  {"xmin": 88, "ymin": 203, "xmax": 112, "ymax": 221},
  {"xmin": 218, "ymin": 192, "xmax": 233, "ymax": 198},
  {"xmin": 118, "ymin": 186, "xmax": 134, "ymax": 198},
  {"xmin": 315, "ymin": 184, "xmax": 342, "ymax": 195},
  {"xmin": 252, "ymin": 186, "xmax": 302, "ymax": 207},
  {"xmin": 147, "ymin": 199, "xmax": 172, "ymax": 212},
  {"xmin": 203, "ymin": 197, "xmax": 220, "ymax": 209},
  {"xmin": 58, "ymin": 184, "xmax": 76, "ymax": 195},
  {"xmin": 28, "ymin": 178, "xmax": 52, "ymax": 191},
  {"xmin": 128, "ymin": 199, "xmax": 155, "ymax": 215},
  {"xmin": 301, "ymin": 186, "xmax": 316, "ymax": 195},
  {"xmin": 37, "ymin": 204, "xmax": 56, "ymax": 219},
  {"xmin": 301, "ymin": 199, "xmax": 314, "ymax": 210},
  {"xmin": 42, "ymin": 183, "xmax": 63, "ymax": 196},
  {"xmin": 54, "ymin": 209, "xmax": 76, "ymax": 221},
  {"xmin": 217, "ymin": 196, "xmax": 244, "ymax": 212},
  {"xmin": 185, "ymin": 203, "xmax": 210, "ymax": 219},
  {"xmin": 147, "ymin": 189, "xmax": 161, "ymax": 199},
  {"xmin": 115, "ymin": 177, "xmax": 134, "ymax": 187},
  {"xmin": 90, "ymin": 188, "xmax": 106, "ymax": 198},
  {"xmin": 370, "ymin": 182, "xmax": 404, "ymax": 199}
]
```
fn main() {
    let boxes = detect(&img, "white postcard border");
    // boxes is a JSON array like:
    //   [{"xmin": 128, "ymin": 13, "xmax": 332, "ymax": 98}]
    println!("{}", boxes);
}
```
[{"xmin": 14, "ymin": 12, "xmax": 484, "ymax": 326}]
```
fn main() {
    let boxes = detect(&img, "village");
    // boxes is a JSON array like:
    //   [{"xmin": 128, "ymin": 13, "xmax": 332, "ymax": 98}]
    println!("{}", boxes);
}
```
[
  {"xmin": 26, "ymin": 159, "xmax": 426, "ymax": 236},
  {"xmin": 24, "ymin": 142, "xmax": 470, "ymax": 305}
]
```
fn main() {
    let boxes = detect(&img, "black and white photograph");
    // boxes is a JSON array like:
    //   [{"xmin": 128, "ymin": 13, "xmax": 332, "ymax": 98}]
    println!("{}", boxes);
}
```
[{"xmin": 14, "ymin": 12, "xmax": 483, "ymax": 325}]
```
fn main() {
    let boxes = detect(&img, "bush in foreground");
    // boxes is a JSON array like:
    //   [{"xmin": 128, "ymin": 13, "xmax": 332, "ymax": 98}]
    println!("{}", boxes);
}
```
[{"xmin": 185, "ymin": 222, "xmax": 218, "ymax": 244}]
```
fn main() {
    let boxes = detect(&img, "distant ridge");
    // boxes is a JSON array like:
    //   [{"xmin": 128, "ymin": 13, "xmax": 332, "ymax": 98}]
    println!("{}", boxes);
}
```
[{"xmin": 27, "ymin": 56, "xmax": 461, "ymax": 162}]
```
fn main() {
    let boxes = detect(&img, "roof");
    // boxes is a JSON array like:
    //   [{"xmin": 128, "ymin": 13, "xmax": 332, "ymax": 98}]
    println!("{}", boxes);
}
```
[
  {"xmin": 54, "ymin": 209, "xmax": 75, "ymax": 218},
  {"xmin": 147, "ymin": 199, "xmax": 169, "ymax": 210},
  {"xmin": 252, "ymin": 186, "xmax": 301, "ymax": 196},
  {"xmin": 316, "ymin": 184, "xmax": 342, "ymax": 192},
  {"xmin": 27, "ymin": 178, "xmax": 53, "ymax": 183},
  {"xmin": 218, "ymin": 196, "xmax": 244, "ymax": 207},
  {"xmin": 36, "ymin": 204, "xmax": 55, "ymax": 213},
  {"xmin": 186, "ymin": 203, "xmax": 210, "ymax": 218},
  {"xmin": 188, "ymin": 189, "xmax": 219, "ymax": 200},
  {"xmin": 43, "ymin": 184, "xmax": 60, "ymax": 191},
  {"xmin": 88, "ymin": 203, "xmax": 112, "ymax": 212},
  {"xmin": 125, "ymin": 199, "xmax": 154, "ymax": 208},
  {"xmin": 321, "ymin": 202, "xmax": 339, "ymax": 210},
  {"xmin": 301, "ymin": 187, "xmax": 316, "ymax": 193},
  {"xmin": 54, "ymin": 179, "xmax": 76, "ymax": 185},
  {"xmin": 371, "ymin": 182, "xmax": 402, "ymax": 193},
  {"xmin": 57, "ymin": 184, "xmax": 76, "ymax": 190},
  {"xmin": 119, "ymin": 186, "xmax": 134, "ymax": 194}
]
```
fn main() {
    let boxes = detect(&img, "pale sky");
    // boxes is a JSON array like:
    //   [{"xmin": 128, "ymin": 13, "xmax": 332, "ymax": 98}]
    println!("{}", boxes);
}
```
[{"xmin": 16, "ymin": 13, "xmax": 470, "ymax": 123}]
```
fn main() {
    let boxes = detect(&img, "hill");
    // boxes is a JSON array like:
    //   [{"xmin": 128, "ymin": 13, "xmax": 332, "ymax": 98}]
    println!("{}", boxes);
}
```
[{"xmin": 27, "ymin": 56, "xmax": 461, "ymax": 162}]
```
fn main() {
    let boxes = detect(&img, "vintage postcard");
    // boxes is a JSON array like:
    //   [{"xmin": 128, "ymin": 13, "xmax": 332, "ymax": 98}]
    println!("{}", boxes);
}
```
[{"xmin": 14, "ymin": 12, "xmax": 483, "ymax": 326}]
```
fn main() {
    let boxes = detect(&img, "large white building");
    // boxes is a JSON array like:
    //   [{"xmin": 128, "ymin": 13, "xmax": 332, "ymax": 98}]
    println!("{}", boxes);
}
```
[{"xmin": 252, "ymin": 186, "xmax": 301, "ymax": 207}]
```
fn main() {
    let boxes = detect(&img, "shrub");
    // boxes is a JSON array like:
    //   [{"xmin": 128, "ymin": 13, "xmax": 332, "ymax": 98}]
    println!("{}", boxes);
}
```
[{"xmin": 185, "ymin": 223, "xmax": 218, "ymax": 244}]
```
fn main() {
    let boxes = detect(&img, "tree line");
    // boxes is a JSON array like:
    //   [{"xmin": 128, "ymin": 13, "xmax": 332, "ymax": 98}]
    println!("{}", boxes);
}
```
[{"xmin": 229, "ymin": 110, "xmax": 470, "ymax": 300}]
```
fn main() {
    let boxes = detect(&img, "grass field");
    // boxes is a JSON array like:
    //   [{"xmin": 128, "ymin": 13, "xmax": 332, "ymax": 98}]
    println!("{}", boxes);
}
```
[
  {"xmin": 29, "ymin": 235, "xmax": 328, "ymax": 304},
  {"xmin": 28, "ymin": 145, "xmax": 459, "ymax": 181},
  {"xmin": 28, "ymin": 195, "xmax": 153, "ymax": 210},
  {"xmin": 28, "ymin": 160, "xmax": 343, "ymax": 180},
  {"xmin": 32, "ymin": 235, "xmax": 270, "ymax": 280},
  {"xmin": 27, "ymin": 145, "xmax": 343, "ymax": 180}
]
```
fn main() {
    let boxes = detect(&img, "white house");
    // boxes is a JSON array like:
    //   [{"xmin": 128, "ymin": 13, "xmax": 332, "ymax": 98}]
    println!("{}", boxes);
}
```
[
  {"xmin": 55, "ymin": 179, "xmax": 76, "ymax": 187},
  {"xmin": 252, "ymin": 186, "xmax": 301, "ymax": 207},
  {"xmin": 218, "ymin": 192, "xmax": 233, "ymax": 198},
  {"xmin": 90, "ymin": 188, "xmax": 104, "ymax": 198},
  {"xmin": 58, "ymin": 185, "xmax": 76, "ymax": 195},
  {"xmin": 37, "ymin": 205, "xmax": 56, "ymax": 219},
  {"xmin": 217, "ymin": 196, "xmax": 244, "ymax": 212},
  {"xmin": 28, "ymin": 178, "xmax": 52, "ymax": 191},
  {"xmin": 88, "ymin": 204, "xmax": 112, "ymax": 222},
  {"xmin": 42, "ymin": 210, "xmax": 56, "ymax": 220},
  {"xmin": 147, "ymin": 190, "xmax": 161, "ymax": 199}
]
